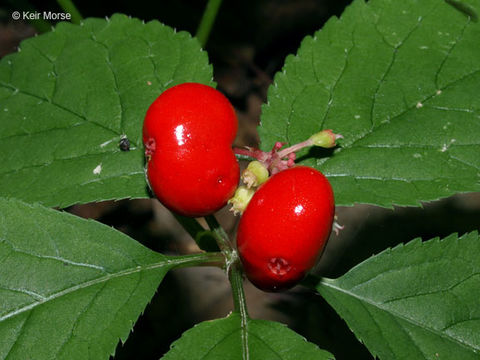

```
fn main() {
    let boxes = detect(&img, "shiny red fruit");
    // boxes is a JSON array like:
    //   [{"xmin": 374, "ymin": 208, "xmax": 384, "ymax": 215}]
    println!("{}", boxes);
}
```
[
  {"xmin": 237, "ymin": 166, "xmax": 335, "ymax": 291},
  {"xmin": 143, "ymin": 83, "xmax": 240, "ymax": 217}
]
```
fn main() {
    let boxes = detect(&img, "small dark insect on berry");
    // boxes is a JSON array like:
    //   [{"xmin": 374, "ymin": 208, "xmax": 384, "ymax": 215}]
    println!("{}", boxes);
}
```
[{"xmin": 119, "ymin": 137, "xmax": 130, "ymax": 151}]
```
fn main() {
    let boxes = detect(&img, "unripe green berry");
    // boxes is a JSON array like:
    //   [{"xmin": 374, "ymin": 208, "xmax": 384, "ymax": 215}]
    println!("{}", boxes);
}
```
[
  {"xmin": 309, "ymin": 129, "xmax": 341, "ymax": 148},
  {"xmin": 242, "ymin": 161, "xmax": 269, "ymax": 188},
  {"xmin": 228, "ymin": 186, "xmax": 255, "ymax": 215}
]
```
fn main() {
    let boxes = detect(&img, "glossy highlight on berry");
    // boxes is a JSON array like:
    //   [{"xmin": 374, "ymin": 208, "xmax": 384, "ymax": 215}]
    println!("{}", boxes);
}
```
[
  {"xmin": 237, "ymin": 166, "xmax": 335, "ymax": 291},
  {"xmin": 143, "ymin": 83, "xmax": 240, "ymax": 217}
]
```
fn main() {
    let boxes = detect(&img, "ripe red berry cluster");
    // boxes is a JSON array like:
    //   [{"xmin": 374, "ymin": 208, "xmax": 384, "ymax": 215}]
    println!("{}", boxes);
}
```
[
  {"xmin": 143, "ymin": 82, "xmax": 336, "ymax": 292},
  {"xmin": 143, "ymin": 83, "xmax": 239, "ymax": 217}
]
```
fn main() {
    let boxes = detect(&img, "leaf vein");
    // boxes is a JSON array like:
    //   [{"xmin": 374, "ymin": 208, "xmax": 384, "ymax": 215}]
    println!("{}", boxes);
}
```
[
  {"xmin": 434, "ymin": 18, "xmax": 470, "ymax": 89},
  {"xmin": 357, "ymin": 299, "xmax": 395, "ymax": 358},
  {"xmin": 0, "ymin": 257, "xmax": 182, "ymax": 323},
  {"xmin": 0, "ymin": 286, "xmax": 45, "ymax": 301},
  {"xmin": 319, "ymin": 30, "xmax": 354, "ymax": 131},
  {"xmin": 390, "ymin": 311, "xmax": 428, "ymax": 358},
  {"xmin": 0, "ymin": 83, "xmax": 120, "ymax": 138},
  {"xmin": 321, "ymin": 279, "xmax": 478, "ymax": 352},
  {"xmin": 53, "ymin": 282, "xmax": 107, "ymax": 359},
  {"xmin": 333, "ymin": 67, "xmax": 480, "ymax": 153},
  {"xmin": 382, "ymin": 272, "xmax": 480, "ymax": 306},
  {"xmin": 4, "ymin": 309, "xmax": 33, "ymax": 360},
  {"xmin": 370, "ymin": 16, "xmax": 424, "ymax": 127},
  {"xmin": 0, "ymin": 237, "xmax": 107, "ymax": 273},
  {"xmin": 88, "ymin": 35, "xmax": 126, "ymax": 138}
]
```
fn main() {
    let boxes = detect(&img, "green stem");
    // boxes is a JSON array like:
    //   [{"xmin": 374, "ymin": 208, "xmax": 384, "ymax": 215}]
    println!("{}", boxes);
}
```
[
  {"xmin": 229, "ymin": 261, "xmax": 250, "ymax": 359},
  {"xmin": 174, "ymin": 214, "xmax": 249, "ymax": 336},
  {"xmin": 195, "ymin": 0, "xmax": 223, "ymax": 48},
  {"xmin": 170, "ymin": 251, "xmax": 225, "ymax": 269},
  {"xmin": 56, "ymin": 0, "xmax": 83, "ymax": 24},
  {"xmin": 173, "ymin": 214, "xmax": 206, "ymax": 239},
  {"xmin": 173, "ymin": 214, "xmax": 220, "ymax": 252},
  {"xmin": 445, "ymin": 0, "xmax": 479, "ymax": 22},
  {"xmin": 235, "ymin": 153, "xmax": 258, "ymax": 162},
  {"xmin": 229, "ymin": 262, "xmax": 249, "ymax": 317},
  {"xmin": 205, "ymin": 214, "xmax": 233, "ymax": 254},
  {"xmin": 204, "ymin": 215, "xmax": 249, "ymax": 318}
]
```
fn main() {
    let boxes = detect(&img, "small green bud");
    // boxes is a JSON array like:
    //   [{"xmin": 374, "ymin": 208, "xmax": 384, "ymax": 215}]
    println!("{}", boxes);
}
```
[
  {"xmin": 242, "ymin": 161, "xmax": 269, "ymax": 188},
  {"xmin": 309, "ymin": 129, "xmax": 342, "ymax": 148},
  {"xmin": 228, "ymin": 186, "xmax": 255, "ymax": 215}
]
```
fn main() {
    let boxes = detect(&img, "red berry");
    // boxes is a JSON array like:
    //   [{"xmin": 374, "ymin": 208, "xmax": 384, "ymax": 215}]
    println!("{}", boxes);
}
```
[
  {"xmin": 236, "ymin": 166, "xmax": 335, "ymax": 291},
  {"xmin": 143, "ymin": 83, "xmax": 240, "ymax": 217}
]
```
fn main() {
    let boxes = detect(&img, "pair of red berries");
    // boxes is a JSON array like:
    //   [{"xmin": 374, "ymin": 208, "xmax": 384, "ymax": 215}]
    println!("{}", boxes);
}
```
[{"xmin": 143, "ymin": 83, "xmax": 335, "ymax": 291}]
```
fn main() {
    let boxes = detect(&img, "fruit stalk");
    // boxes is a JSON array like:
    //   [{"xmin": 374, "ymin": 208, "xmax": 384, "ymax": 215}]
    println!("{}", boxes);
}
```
[
  {"xmin": 233, "ymin": 129, "xmax": 342, "ymax": 176},
  {"xmin": 56, "ymin": 0, "xmax": 83, "ymax": 24},
  {"xmin": 196, "ymin": 0, "xmax": 224, "ymax": 47},
  {"xmin": 204, "ymin": 215, "xmax": 249, "ymax": 319},
  {"xmin": 205, "ymin": 215, "xmax": 233, "ymax": 254},
  {"xmin": 229, "ymin": 260, "xmax": 249, "ymax": 317}
]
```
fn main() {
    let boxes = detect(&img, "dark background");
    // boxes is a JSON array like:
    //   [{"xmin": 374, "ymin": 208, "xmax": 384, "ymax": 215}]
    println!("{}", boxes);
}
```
[{"xmin": 1, "ymin": 1, "xmax": 479, "ymax": 359}]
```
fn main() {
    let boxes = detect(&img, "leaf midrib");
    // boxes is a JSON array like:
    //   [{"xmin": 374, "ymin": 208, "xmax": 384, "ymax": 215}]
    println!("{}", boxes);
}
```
[
  {"xmin": 319, "ymin": 278, "xmax": 479, "ymax": 353},
  {"xmin": 0, "ymin": 256, "xmax": 184, "ymax": 323}
]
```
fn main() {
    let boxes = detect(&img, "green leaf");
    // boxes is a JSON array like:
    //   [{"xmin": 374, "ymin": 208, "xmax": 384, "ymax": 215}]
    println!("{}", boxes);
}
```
[
  {"xmin": 308, "ymin": 231, "xmax": 480, "ymax": 359},
  {"xmin": 162, "ymin": 312, "xmax": 334, "ymax": 360},
  {"xmin": 259, "ymin": 0, "xmax": 480, "ymax": 207},
  {"xmin": 0, "ymin": 14, "xmax": 213, "ymax": 208},
  {"xmin": 0, "ymin": 197, "xmax": 214, "ymax": 359}
]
